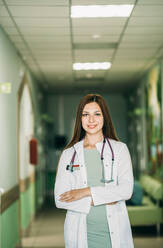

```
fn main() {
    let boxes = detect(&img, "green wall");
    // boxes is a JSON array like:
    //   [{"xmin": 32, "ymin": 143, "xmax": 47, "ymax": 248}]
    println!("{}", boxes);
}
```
[{"xmin": 1, "ymin": 202, "xmax": 19, "ymax": 248}]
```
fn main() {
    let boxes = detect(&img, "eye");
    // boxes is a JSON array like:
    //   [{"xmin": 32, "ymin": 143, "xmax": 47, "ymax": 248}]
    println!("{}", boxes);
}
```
[
  {"xmin": 82, "ymin": 113, "xmax": 88, "ymax": 117},
  {"xmin": 95, "ymin": 113, "xmax": 101, "ymax": 116}
]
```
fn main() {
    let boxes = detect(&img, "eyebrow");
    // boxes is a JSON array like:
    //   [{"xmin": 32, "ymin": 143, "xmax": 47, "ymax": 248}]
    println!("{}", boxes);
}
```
[{"xmin": 82, "ymin": 110, "xmax": 101, "ymax": 113}]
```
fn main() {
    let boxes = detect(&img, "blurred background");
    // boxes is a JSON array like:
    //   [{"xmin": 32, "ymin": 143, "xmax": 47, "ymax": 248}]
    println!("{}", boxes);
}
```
[{"xmin": 0, "ymin": 0, "xmax": 163, "ymax": 247}]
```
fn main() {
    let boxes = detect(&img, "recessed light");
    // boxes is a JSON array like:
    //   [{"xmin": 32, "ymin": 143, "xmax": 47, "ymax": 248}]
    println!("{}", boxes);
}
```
[
  {"xmin": 92, "ymin": 34, "xmax": 101, "ymax": 39},
  {"xmin": 71, "ymin": 5, "xmax": 134, "ymax": 18},
  {"xmin": 73, "ymin": 62, "xmax": 111, "ymax": 70}
]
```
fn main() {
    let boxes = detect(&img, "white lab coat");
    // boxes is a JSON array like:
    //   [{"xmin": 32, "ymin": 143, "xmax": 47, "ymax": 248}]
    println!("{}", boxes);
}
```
[{"xmin": 54, "ymin": 138, "xmax": 134, "ymax": 248}]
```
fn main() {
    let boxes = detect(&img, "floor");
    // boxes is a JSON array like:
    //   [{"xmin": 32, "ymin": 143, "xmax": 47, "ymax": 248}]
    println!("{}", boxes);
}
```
[{"xmin": 20, "ymin": 204, "xmax": 163, "ymax": 248}]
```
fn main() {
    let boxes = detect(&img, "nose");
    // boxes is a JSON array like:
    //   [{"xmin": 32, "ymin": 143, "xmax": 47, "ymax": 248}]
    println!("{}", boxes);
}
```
[{"xmin": 89, "ymin": 115, "xmax": 95, "ymax": 123}]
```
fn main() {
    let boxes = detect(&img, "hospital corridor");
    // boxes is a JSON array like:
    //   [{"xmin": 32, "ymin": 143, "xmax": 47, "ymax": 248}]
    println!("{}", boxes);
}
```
[{"xmin": 1, "ymin": 0, "xmax": 163, "ymax": 247}]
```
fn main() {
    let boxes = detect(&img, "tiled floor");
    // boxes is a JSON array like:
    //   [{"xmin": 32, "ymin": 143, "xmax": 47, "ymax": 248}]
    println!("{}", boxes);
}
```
[{"xmin": 20, "ymin": 205, "xmax": 163, "ymax": 248}]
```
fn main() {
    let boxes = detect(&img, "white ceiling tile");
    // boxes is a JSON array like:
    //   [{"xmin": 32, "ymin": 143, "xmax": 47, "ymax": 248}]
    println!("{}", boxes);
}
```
[
  {"xmin": 6, "ymin": 0, "xmax": 68, "ymax": 5},
  {"xmin": 72, "ymin": 18, "xmax": 127, "ymax": 27},
  {"xmin": 75, "ymin": 70, "xmax": 105, "ymax": 79},
  {"xmin": 112, "ymin": 60, "xmax": 147, "ymax": 68},
  {"xmin": 128, "ymin": 17, "xmax": 163, "ymax": 26},
  {"xmin": 0, "ymin": 6, "xmax": 10, "ymax": 17},
  {"xmin": 14, "ymin": 17, "xmax": 69, "ymax": 27},
  {"xmin": 19, "ymin": 27, "xmax": 70, "ymax": 36},
  {"xmin": 32, "ymin": 50, "xmax": 72, "ymax": 56},
  {"xmin": 74, "ymin": 49, "xmax": 114, "ymax": 61},
  {"xmin": 73, "ymin": 26, "xmax": 123, "ymax": 36},
  {"xmin": 114, "ymin": 54, "xmax": 152, "ymax": 59},
  {"xmin": 73, "ymin": 35, "xmax": 120, "ymax": 43},
  {"xmin": 0, "ymin": 17, "xmax": 14, "ymax": 26},
  {"xmin": 137, "ymin": 0, "xmax": 163, "ymax": 5},
  {"xmin": 133, "ymin": 5, "xmax": 163, "ymax": 17},
  {"xmin": 28, "ymin": 42, "xmax": 72, "ymax": 49},
  {"xmin": 22, "ymin": 35, "xmax": 71, "ymax": 43},
  {"xmin": 8, "ymin": 6, "xmax": 69, "ymax": 17},
  {"xmin": 74, "ymin": 57, "xmax": 112, "ymax": 62},
  {"xmin": 115, "ymin": 49, "xmax": 157, "ymax": 58},
  {"xmin": 34, "ymin": 55, "xmax": 72, "ymax": 61},
  {"xmin": 125, "ymin": 26, "xmax": 163, "ymax": 35},
  {"xmin": 121, "ymin": 34, "xmax": 163, "ymax": 43},
  {"xmin": 9, "ymin": 35, "xmax": 22, "ymax": 42},
  {"xmin": 119, "ymin": 42, "xmax": 161, "ymax": 49},
  {"xmin": 72, "ymin": 0, "xmax": 135, "ymax": 4},
  {"xmin": 105, "ymin": 72, "xmax": 136, "ymax": 82},
  {"xmin": 3, "ymin": 26, "xmax": 19, "ymax": 35},
  {"xmin": 14, "ymin": 42, "xmax": 27, "ymax": 50}
]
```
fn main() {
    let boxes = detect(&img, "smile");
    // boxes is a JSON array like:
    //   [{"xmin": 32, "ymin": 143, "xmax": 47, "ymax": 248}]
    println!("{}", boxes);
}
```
[{"xmin": 88, "ymin": 125, "xmax": 97, "ymax": 129}]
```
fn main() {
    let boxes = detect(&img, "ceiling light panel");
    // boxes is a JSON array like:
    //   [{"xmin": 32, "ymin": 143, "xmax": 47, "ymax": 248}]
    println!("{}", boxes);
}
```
[
  {"xmin": 8, "ymin": 6, "xmax": 69, "ymax": 17},
  {"xmin": 72, "ymin": 0, "xmax": 135, "ymax": 4},
  {"xmin": 71, "ymin": 5, "xmax": 134, "ymax": 18},
  {"xmin": 6, "ymin": 0, "xmax": 69, "ymax": 5},
  {"xmin": 73, "ymin": 62, "xmax": 111, "ymax": 70}
]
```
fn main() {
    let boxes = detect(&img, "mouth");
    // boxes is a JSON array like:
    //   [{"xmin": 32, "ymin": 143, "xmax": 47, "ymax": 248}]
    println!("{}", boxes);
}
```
[{"xmin": 88, "ymin": 125, "xmax": 97, "ymax": 129}]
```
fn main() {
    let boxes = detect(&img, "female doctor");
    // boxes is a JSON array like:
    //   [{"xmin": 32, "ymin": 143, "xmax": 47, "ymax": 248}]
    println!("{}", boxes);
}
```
[{"xmin": 54, "ymin": 94, "xmax": 134, "ymax": 248}]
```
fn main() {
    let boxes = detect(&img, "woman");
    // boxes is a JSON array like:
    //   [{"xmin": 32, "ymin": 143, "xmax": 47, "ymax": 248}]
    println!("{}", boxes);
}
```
[{"xmin": 54, "ymin": 94, "xmax": 134, "ymax": 248}]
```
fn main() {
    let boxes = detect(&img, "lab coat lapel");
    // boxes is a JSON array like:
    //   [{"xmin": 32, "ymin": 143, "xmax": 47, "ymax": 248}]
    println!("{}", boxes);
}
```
[
  {"xmin": 74, "ymin": 139, "xmax": 88, "ymax": 185},
  {"xmin": 95, "ymin": 138, "xmax": 113, "ymax": 158},
  {"xmin": 74, "ymin": 139, "xmax": 84, "ymax": 165}
]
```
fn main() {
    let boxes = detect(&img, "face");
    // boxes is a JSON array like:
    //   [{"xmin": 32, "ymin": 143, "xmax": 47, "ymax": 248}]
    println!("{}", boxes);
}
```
[{"xmin": 81, "ymin": 102, "xmax": 104, "ymax": 136}]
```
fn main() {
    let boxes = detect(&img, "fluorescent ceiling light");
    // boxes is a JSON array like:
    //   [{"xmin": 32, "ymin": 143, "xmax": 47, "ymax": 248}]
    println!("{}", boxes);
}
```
[
  {"xmin": 73, "ymin": 62, "xmax": 111, "ymax": 70},
  {"xmin": 71, "ymin": 5, "xmax": 134, "ymax": 18}
]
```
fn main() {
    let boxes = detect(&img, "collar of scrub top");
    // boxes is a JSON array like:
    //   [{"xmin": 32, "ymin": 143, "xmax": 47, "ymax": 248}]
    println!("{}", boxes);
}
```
[{"xmin": 66, "ymin": 137, "xmax": 115, "ymax": 183}]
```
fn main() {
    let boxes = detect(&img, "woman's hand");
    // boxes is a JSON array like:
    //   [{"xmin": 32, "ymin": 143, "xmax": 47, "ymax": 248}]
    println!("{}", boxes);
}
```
[
  {"xmin": 59, "ymin": 187, "xmax": 91, "ymax": 203},
  {"xmin": 107, "ymin": 201, "xmax": 117, "ymax": 205}
]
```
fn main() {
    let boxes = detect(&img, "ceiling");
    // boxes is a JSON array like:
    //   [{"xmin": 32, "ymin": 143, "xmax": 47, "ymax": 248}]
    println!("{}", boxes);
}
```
[{"xmin": 0, "ymin": 0, "xmax": 163, "ymax": 93}]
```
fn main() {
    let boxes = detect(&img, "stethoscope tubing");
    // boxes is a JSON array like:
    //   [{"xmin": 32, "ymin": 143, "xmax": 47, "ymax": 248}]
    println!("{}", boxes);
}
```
[{"xmin": 66, "ymin": 137, "xmax": 114, "ymax": 183}]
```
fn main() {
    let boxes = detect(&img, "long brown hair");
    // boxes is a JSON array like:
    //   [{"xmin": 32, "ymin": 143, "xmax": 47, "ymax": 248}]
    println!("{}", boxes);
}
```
[{"xmin": 65, "ymin": 94, "xmax": 119, "ymax": 149}]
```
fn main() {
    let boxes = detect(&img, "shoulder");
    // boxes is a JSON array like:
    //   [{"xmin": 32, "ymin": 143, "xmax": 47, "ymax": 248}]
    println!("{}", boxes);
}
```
[
  {"xmin": 61, "ymin": 146, "xmax": 74, "ymax": 156},
  {"xmin": 109, "ymin": 138, "xmax": 129, "ymax": 154},
  {"xmin": 61, "ymin": 140, "xmax": 81, "ymax": 156}
]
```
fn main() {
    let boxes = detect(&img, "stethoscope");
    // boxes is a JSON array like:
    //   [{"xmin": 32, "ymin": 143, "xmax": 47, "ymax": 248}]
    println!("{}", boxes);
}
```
[{"xmin": 66, "ymin": 137, "xmax": 114, "ymax": 183}]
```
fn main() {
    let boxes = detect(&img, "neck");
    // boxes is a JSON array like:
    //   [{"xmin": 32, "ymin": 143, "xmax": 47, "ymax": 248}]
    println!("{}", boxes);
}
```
[{"xmin": 84, "ymin": 133, "xmax": 104, "ymax": 149}]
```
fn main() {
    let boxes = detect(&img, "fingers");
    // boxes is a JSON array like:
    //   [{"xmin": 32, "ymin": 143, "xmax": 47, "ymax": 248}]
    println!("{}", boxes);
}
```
[
  {"xmin": 59, "ymin": 192, "xmax": 73, "ymax": 202},
  {"xmin": 107, "ymin": 201, "xmax": 118, "ymax": 205}
]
